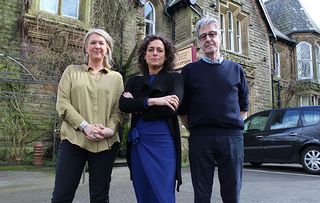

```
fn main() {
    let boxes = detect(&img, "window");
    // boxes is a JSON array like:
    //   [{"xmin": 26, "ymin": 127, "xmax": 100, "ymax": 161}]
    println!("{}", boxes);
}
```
[
  {"xmin": 302, "ymin": 109, "xmax": 320, "ymax": 126},
  {"xmin": 300, "ymin": 96, "xmax": 310, "ymax": 106},
  {"xmin": 40, "ymin": 0, "xmax": 80, "ymax": 19},
  {"xmin": 275, "ymin": 52, "xmax": 281, "ymax": 78},
  {"xmin": 270, "ymin": 110, "xmax": 299, "ymax": 130},
  {"xmin": 316, "ymin": 44, "xmax": 320, "ymax": 80},
  {"xmin": 297, "ymin": 42, "xmax": 313, "ymax": 80},
  {"xmin": 227, "ymin": 11, "xmax": 234, "ymax": 51},
  {"xmin": 220, "ymin": 14, "xmax": 226, "ymax": 48},
  {"xmin": 244, "ymin": 111, "xmax": 270, "ymax": 132},
  {"xmin": 236, "ymin": 20, "xmax": 242, "ymax": 53},
  {"xmin": 219, "ymin": 1, "xmax": 248, "ymax": 55},
  {"xmin": 144, "ymin": 2, "xmax": 155, "ymax": 36}
]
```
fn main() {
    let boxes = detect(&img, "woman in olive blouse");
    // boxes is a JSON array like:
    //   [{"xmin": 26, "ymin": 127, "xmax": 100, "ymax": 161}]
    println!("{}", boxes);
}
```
[{"xmin": 51, "ymin": 28, "xmax": 123, "ymax": 203}]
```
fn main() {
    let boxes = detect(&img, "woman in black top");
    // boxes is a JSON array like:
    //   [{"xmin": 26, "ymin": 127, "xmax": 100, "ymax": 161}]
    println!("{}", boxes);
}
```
[{"xmin": 119, "ymin": 34, "xmax": 183, "ymax": 203}]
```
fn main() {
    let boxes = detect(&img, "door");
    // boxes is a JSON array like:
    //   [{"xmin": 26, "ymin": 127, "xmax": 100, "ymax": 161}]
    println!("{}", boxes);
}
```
[
  {"xmin": 262, "ymin": 109, "xmax": 302, "ymax": 162},
  {"xmin": 243, "ymin": 111, "xmax": 271, "ymax": 162}
]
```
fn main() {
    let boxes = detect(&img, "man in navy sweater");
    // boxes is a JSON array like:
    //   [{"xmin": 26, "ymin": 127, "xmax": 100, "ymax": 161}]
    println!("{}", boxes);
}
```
[{"xmin": 178, "ymin": 17, "xmax": 249, "ymax": 203}]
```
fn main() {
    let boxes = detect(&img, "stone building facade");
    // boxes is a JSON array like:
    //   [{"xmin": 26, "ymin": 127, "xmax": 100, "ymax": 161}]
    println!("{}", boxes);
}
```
[
  {"xmin": 0, "ymin": 0, "xmax": 278, "ymax": 160},
  {"xmin": 265, "ymin": 0, "xmax": 320, "ymax": 107}
]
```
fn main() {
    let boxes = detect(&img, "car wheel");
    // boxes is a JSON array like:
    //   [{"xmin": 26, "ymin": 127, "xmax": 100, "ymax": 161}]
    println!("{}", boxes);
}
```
[
  {"xmin": 250, "ymin": 162, "xmax": 262, "ymax": 167},
  {"xmin": 301, "ymin": 146, "xmax": 320, "ymax": 175}
]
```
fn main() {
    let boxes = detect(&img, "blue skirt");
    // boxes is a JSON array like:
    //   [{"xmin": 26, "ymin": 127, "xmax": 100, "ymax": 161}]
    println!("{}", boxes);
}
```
[{"xmin": 129, "ymin": 119, "xmax": 176, "ymax": 203}]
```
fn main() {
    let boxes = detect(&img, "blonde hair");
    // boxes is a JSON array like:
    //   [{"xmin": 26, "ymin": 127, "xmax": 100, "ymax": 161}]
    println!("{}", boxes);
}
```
[{"xmin": 83, "ymin": 28, "xmax": 114, "ymax": 69}]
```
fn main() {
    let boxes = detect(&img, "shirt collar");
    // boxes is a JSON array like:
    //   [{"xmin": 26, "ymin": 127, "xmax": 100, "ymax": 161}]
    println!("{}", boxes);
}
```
[
  {"xmin": 202, "ymin": 55, "xmax": 224, "ymax": 64},
  {"xmin": 83, "ymin": 64, "xmax": 109, "ymax": 73}
]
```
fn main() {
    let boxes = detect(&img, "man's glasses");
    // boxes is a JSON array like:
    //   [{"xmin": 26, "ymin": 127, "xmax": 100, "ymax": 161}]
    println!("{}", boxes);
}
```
[{"xmin": 198, "ymin": 30, "xmax": 220, "ymax": 41}]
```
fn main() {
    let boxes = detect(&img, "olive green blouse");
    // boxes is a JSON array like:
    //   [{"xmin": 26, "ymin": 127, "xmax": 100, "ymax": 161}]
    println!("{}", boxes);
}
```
[{"xmin": 56, "ymin": 64, "xmax": 124, "ymax": 152}]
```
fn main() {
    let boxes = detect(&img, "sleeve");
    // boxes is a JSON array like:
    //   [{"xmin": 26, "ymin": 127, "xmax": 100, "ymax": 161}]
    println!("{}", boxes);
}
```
[
  {"xmin": 119, "ymin": 76, "xmax": 147, "ymax": 113},
  {"xmin": 144, "ymin": 73, "xmax": 184, "ymax": 118},
  {"xmin": 108, "ymin": 73, "xmax": 124, "ymax": 132},
  {"xmin": 177, "ymin": 66, "xmax": 189, "ymax": 115},
  {"xmin": 238, "ymin": 66, "xmax": 249, "ymax": 112},
  {"xmin": 56, "ymin": 66, "xmax": 84, "ymax": 130}
]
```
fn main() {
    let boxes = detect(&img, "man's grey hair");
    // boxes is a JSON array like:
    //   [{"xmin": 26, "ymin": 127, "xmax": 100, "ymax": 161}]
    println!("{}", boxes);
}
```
[{"xmin": 195, "ymin": 17, "xmax": 220, "ymax": 38}]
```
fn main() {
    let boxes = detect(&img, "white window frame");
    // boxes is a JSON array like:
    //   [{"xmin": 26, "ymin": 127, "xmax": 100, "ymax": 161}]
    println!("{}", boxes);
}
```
[
  {"xmin": 220, "ymin": 14, "xmax": 226, "ymax": 49},
  {"xmin": 300, "ymin": 95, "xmax": 310, "ymax": 106},
  {"xmin": 236, "ymin": 20, "xmax": 242, "ymax": 53},
  {"xmin": 61, "ymin": 0, "xmax": 80, "ymax": 19},
  {"xmin": 316, "ymin": 44, "xmax": 320, "ymax": 80},
  {"xmin": 227, "ymin": 11, "xmax": 234, "ymax": 51},
  {"xmin": 275, "ymin": 52, "xmax": 281, "ymax": 78},
  {"xmin": 144, "ymin": 2, "xmax": 156, "ymax": 36},
  {"xmin": 40, "ymin": 0, "xmax": 59, "ymax": 14},
  {"xmin": 39, "ymin": 0, "xmax": 80, "ymax": 19},
  {"xmin": 297, "ymin": 41, "xmax": 313, "ymax": 80}
]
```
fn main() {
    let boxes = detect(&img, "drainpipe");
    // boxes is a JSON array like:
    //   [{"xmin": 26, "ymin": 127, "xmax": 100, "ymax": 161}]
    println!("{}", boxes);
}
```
[{"xmin": 277, "ymin": 80, "xmax": 281, "ymax": 108}]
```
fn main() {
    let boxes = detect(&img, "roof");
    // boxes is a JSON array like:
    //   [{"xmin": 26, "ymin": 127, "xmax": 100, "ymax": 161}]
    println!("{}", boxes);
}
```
[
  {"xmin": 265, "ymin": 0, "xmax": 320, "ymax": 35},
  {"xmin": 257, "ymin": 0, "xmax": 277, "ymax": 39},
  {"xmin": 272, "ymin": 24, "xmax": 296, "ymax": 44}
]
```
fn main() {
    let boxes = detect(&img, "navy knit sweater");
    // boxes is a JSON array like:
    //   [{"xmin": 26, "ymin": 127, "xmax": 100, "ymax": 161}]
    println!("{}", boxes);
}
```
[{"xmin": 178, "ymin": 59, "xmax": 249, "ymax": 131}]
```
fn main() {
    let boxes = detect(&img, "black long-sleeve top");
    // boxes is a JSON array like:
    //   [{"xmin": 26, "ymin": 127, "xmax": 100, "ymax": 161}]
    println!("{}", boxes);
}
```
[{"xmin": 119, "ymin": 70, "xmax": 184, "ymax": 191}]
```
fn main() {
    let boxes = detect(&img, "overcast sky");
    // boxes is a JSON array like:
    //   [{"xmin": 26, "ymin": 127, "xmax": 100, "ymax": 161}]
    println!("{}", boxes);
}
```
[
  {"xmin": 299, "ymin": 0, "xmax": 320, "ymax": 28},
  {"xmin": 263, "ymin": 0, "xmax": 320, "ymax": 28}
]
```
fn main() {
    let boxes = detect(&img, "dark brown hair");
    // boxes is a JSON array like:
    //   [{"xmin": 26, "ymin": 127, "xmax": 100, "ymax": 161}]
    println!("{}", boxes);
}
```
[{"xmin": 137, "ymin": 34, "xmax": 176, "ymax": 74}]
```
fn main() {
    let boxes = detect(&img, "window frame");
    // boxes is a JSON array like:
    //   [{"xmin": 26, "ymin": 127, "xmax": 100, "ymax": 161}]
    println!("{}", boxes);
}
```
[
  {"xmin": 144, "ymin": 2, "xmax": 156, "ymax": 36},
  {"xmin": 236, "ymin": 20, "xmax": 242, "ymax": 54},
  {"xmin": 300, "ymin": 95, "xmax": 310, "ymax": 106},
  {"xmin": 220, "ymin": 14, "xmax": 226, "ymax": 49},
  {"xmin": 39, "ymin": 0, "xmax": 80, "ymax": 19},
  {"xmin": 275, "ymin": 52, "xmax": 281, "ymax": 78},
  {"xmin": 316, "ymin": 43, "xmax": 320, "ymax": 80},
  {"xmin": 296, "ymin": 41, "xmax": 313, "ymax": 80},
  {"xmin": 227, "ymin": 11, "xmax": 234, "ymax": 51}
]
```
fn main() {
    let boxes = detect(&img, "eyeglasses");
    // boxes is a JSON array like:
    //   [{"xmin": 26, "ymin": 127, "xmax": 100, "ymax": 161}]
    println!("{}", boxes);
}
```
[{"xmin": 198, "ymin": 30, "xmax": 220, "ymax": 41}]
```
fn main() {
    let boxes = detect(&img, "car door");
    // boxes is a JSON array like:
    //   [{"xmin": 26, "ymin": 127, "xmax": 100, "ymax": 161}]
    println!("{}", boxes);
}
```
[
  {"xmin": 243, "ymin": 110, "xmax": 271, "ymax": 162},
  {"xmin": 262, "ymin": 109, "xmax": 302, "ymax": 163}
]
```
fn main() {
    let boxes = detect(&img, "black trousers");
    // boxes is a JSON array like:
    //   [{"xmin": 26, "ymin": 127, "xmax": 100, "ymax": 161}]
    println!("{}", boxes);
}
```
[
  {"xmin": 189, "ymin": 130, "xmax": 243, "ymax": 203},
  {"xmin": 51, "ymin": 140, "xmax": 119, "ymax": 203}
]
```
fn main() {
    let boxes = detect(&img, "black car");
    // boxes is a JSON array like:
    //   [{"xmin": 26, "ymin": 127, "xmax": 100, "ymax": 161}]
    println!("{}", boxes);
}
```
[{"xmin": 243, "ymin": 106, "xmax": 320, "ymax": 174}]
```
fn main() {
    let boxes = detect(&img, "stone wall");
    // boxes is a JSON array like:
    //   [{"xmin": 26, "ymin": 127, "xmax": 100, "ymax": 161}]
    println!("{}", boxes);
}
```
[{"xmin": 0, "ymin": 0, "xmax": 21, "ymax": 55}]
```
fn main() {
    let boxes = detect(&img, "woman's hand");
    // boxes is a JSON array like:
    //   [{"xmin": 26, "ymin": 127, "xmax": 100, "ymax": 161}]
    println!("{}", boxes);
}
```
[
  {"xmin": 94, "ymin": 124, "xmax": 114, "ymax": 138},
  {"xmin": 123, "ymin": 92, "xmax": 133, "ymax": 98},
  {"xmin": 83, "ymin": 124, "xmax": 104, "ymax": 141},
  {"xmin": 148, "ymin": 95, "xmax": 179, "ymax": 110}
]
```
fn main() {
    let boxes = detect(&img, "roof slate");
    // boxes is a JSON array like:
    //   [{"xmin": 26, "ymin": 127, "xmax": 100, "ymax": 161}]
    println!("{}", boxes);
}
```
[{"xmin": 265, "ymin": 0, "xmax": 320, "ymax": 35}]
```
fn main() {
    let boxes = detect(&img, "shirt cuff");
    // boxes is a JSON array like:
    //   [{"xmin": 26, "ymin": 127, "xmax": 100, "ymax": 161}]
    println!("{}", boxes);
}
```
[{"xmin": 79, "ymin": 120, "xmax": 89, "ymax": 131}]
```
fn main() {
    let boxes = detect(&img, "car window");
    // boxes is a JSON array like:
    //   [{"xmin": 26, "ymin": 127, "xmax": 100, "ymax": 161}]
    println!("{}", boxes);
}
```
[
  {"xmin": 270, "ymin": 110, "xmax": 299, "ymax": 130},
  {"xmin": 302, "ymin": 109, "xmax": 320, "ymax": 126},
  {"xmin": 244, "ymin": 111, "xmax": 270, "ymax": 132}
]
